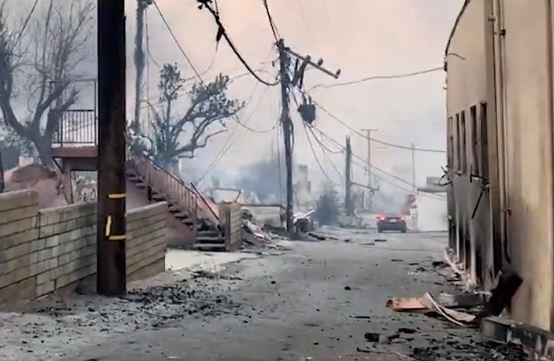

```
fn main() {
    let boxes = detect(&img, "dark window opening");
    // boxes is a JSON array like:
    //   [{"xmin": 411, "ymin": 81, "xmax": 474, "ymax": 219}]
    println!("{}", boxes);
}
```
[
  {"xmin": 461, "ymin": 111, "xmax": 467, "ymax": 174},
  {"xmin": 448, "ymin": 117, "xmax": 454, "ymax": 168},
  {"xmin": 456, "ymin": 113, "xmax": 461, "ymax": 172},
  {"xmin": 480, "ymin": 103, "xmax": 489, "ymax": 180},
  {"xmin": 470, "ymin": 105, "xmax": 478, "ymax": 176}
]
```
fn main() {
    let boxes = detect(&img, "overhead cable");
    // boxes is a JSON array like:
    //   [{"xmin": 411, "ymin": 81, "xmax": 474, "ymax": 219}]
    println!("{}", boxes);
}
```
[
  {"xmin": 309, "ymin": 66, "xmax": 444, "ymax": 91},
  {"xmin": 262, "ymin": 0, "xmax": 280, "ymax": 42},
  {"xmin": 311, "ymin": 125, "xmax": 445, "ymax": 199},
  {"xmin": 303, "ymin": 123, "xmax": 337, "ymax": 185},
  {"xmin": 197, "ymin": 0, "xmax": 280, "ymax": 87},
  {"xmin": 153, "ymin": 0, "xmax": 207, "ymax": 86},
  {"xmin": 314, "ymin": 102, "xmax": 446, "ymax": 154}
]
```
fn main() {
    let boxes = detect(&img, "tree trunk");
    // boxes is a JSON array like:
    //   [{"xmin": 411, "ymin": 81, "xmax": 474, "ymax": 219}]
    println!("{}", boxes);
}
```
[{"xmin": 34, "ymin": 135, "xmax": 54, "ymax": 168}]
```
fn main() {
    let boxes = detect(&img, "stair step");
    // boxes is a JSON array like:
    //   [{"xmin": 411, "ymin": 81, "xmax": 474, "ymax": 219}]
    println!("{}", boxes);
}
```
[
  {"xmin": 173, "ymin": 212, "xmax": 189, "ymax": 219},
  {"xmin": 151, "ymin": 194, "xmax": 165, "ymax": 201},
  {"xmin": 193, "ymin": 243, "xmax": 226, "ymax": 251},
  {"xmin": 196, "ymin": 236, "xmax": 224, "ymax": 242},
  {"xmin": 198, "ymin": 231, "xmax": 221, "ymax": 237}
]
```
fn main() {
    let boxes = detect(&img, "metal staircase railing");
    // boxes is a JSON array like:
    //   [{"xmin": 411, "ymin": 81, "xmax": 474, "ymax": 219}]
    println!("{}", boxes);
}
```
[{"xmin": 128, "ymin": 153, "xmax": 198, "ymax": 227}]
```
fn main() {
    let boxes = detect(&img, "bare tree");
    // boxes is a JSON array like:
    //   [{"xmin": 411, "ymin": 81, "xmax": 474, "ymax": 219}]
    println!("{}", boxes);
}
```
[
  {"xmin": 147, "ymin": 63, "xmax": 243, "ymax": 170},
  {"xmin": 0, "ymin": 0, "xmax": 94, "ymax": 166}
]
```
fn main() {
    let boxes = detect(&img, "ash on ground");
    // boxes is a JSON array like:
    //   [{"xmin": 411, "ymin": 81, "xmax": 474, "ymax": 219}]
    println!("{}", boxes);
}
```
[{"xmin": 0, "ymin": 271, "xmax": 241, "ymax": 361}]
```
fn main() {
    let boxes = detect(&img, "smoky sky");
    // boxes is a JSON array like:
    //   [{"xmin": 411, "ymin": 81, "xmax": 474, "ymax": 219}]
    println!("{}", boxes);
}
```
[
  {"xmin": 128, "ymin": 0, "xmax": 463, "ymax": 192},
  {"xmin": 7, "ymin": 0, "xmax": 463, "ymax": 194}
]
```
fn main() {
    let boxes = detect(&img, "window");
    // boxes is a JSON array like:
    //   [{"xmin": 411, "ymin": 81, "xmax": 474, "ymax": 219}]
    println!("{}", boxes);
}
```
[
  {"xmin": 461, "ymin": 111, "xmax": 467, "ymax": 174},
  {"xmin": 456, "ymin": 113, "xmax": 461, "ymax": 171},
  {"xmin": 470, "ymin": 105, "xmax": 478, "ymax": 175},
  {"xmin": 480, "ymin": 102, "xmax": 489, "ymax": 180},
  {"xmin": 448, "ymin": 117, "xmax": 454, "ymax": 168}
]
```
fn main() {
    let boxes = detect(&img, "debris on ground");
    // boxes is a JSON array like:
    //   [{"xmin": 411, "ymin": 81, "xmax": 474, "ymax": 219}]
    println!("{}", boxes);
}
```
[
  {"xmin": 422, "ymin": 292, "xmax": 476, "ymax": 327},
  {"xmin": 386, "ymin": 297, "xmax": 427, "ymax": 311},
  {"xmin": 308, "ymin": 232, "xmax": 326, "ymax": 241},
  {"xmin": 387, "ymin": 292, "xmax": 487, "ymax": 312},
  {"xmin": 374, "ymin": 238, "xmax": 387, "ymax": 243},
  {"xmin": 364, "ymin": 332, "xmax": 381, "ymax": 343},
  {"xmin": 476, "ymin": 270, "xmax": 522, "ymax": 321}
]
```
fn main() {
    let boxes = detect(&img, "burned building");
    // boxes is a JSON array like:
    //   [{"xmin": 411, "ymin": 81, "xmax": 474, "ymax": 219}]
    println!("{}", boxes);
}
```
[{"xmin": 446, "ymin": 0, "xmax": 554, "ymax": 331}]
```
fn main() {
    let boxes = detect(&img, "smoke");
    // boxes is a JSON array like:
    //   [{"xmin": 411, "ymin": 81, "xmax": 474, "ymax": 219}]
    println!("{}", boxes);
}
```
[{"xmin": 234, "ymin": 155, "xmax": 285, "ymax": 202}]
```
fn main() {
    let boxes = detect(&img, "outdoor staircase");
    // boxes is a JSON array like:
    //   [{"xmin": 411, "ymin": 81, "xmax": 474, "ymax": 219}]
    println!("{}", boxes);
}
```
[
  {"xmin": 126, "ymin": 154, "xmax": 198, "ymax": 231},
  {"xmin": 193, "ymin": 229, "xmax": 227, "ymax": 251},
  {"xmin": 126, "ymin": 153, "xmax": 229, "ymax": 251}
]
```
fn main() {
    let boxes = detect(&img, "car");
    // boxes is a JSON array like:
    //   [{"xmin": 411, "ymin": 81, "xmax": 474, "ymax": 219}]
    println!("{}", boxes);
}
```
[{"xmin": 377, "ymin": 214, "xmax": 407, "ymax": 233}]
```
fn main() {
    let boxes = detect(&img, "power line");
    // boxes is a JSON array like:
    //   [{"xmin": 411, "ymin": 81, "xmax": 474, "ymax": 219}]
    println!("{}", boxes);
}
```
[
  {"xmin": 309, "ymin": 66, "xmax": 444, "ymax": 91},
  {"xmin": 195, "ymin": 82, "xmax": 270, "ymax": 185},
  {"xmin": 152, "ymin": 0, "xmax": 207, "ymax": 86},
  {"xmin": 310, "ymin": 124, "xmax": 445, "ymax": 199},
  {"xmin": 303, "ymin": 122, "xmax": 337, "ymax": 185},
  {"xmin": 307, "ymin": 126, "xmax": 343, "ymax": 179},
  {"xmin": 308, "ymin": 125, "xmax": 343, "ymax": 154},
  {"xmin": 314, "ymin": 101, "xmax": 446, "ymax": 154},
  {"xmin": 197, "ymin": 0, "xmax": 280, "ymax": 87},
  {"xmin": 262, "ymin": 0, "xmax": 280, "ymax": 42},
  {"xmin": 145, "ymin": 8, "xmax": 161, "ymax": 69}
]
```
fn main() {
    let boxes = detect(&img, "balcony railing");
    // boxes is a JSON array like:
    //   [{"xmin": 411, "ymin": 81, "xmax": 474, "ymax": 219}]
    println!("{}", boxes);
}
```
[{"xmin": 52, "ymin": 109, "xmax": 97, "ymax": 146}]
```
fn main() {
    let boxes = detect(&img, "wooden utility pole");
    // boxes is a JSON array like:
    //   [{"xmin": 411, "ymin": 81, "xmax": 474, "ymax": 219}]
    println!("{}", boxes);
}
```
[
  {"xmin": 362, "ymin": 128, "xmax": 377, "ymax": 211},
  {"xmin": 133, "ymin": 0, "xmax": 152, "ymax": 132},
  {"xmin": 277, "ymin": 39, "xmax": 294, "ymax": 237},
  {"xmin": 97, "ymin": 0, "xmax": 127, "ymax": 296},
  {"xmin": 345, "ymin": 136, "xmax": 353, "ymax": 216},
  {"xmin": 411, "ymin": 142, "xmax": 417, "ymax": 193},
  {"xmin": 276, "ymin": 39, "xmax": 340, "ymax": 238}
]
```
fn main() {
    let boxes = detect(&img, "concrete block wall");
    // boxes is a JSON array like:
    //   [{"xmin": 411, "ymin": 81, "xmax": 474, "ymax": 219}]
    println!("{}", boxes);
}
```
[
  {"xmin": 126, "ymin": 202, "xmax": 167, "ymax": 282},
  {"xmin": 35, "ymin": 202, "xmax": 96, "ymax": 296},
  {"xmin": 0, "ymin": 191, "xmax": 168, "ymax": 301},
  {"xmin": 0, "ymin": 190, "xmax": 96, "ymax": 301}
]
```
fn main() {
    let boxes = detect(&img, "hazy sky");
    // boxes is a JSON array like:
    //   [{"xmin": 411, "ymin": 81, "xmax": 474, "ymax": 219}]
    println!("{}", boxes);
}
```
[
  {"xmin": 123, "ymin": 0, "xmax": 463, "ymax": 190},
  {"xmin": 8, "ymin": 0, "xmax": 463, "ymax": 193}
]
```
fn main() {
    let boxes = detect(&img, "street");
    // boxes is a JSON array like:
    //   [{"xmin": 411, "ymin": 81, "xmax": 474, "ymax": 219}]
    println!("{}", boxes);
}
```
[{"xmin": 18, "ymin": 228, "xmax": 521, "ymax": 361}]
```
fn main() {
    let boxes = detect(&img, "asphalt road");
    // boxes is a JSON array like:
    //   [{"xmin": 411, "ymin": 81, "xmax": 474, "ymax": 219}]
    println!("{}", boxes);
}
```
[{"xmin": 56, "ymin": 228, "xmax": 528, "ymax": 361}]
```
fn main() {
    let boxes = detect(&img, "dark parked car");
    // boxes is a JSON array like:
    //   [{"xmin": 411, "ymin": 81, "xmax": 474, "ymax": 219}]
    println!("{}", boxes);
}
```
[{"xmin": 377, "ymin": 214, "xmax": 407, "ymax": 233}]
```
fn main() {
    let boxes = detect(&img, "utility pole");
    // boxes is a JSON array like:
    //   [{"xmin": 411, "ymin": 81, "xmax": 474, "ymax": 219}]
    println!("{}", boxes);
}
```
[
  {"xmin": 97, "ymin": 0, "xmax": 127, "ymax": 296},
  {"xmin": 276, "ymin": 39, "xmax": 340, "ymax": 238},
  {"xmin": 345, "ymin": 136, "xmax": 353, "ymax": 216},
  {"xmin": 277, "ymin": 39, "xmax": 294, "ymax": 237},
  {"xmin": 133, "ymin": 0, "xmax": 152, "ymax": 132},
  {"xmin": 411, "ymin": 142, "xmax": 417, "ymax": 194},
  {"xmin": 361, "ymin": 128, "xmax": 377, "ymax": 211}
]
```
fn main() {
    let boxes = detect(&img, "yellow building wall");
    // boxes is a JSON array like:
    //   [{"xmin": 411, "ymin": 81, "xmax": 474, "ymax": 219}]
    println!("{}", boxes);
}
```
[{"xmin": 497, "ymin": 0, "xmax": 554, "ymax": 330}]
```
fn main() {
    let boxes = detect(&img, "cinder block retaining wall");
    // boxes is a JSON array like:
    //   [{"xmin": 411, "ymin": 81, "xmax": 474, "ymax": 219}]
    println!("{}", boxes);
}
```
[
  {"xmin": 0, "ymin": 190, "xmax": 167, "ymax": 301},
  {"xmin": 126, "ymin": 203, "xmax": 167, "ymax": 282}
]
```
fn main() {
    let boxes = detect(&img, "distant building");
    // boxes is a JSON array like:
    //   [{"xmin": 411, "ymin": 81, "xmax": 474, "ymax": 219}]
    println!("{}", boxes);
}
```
[
  {"xmin": 416, "ymin": 177, "xmax": 448, "ymax": 232},
  {"xmin": 294, "ymin": 164, "xmax": 314, "ymax": 211}
]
